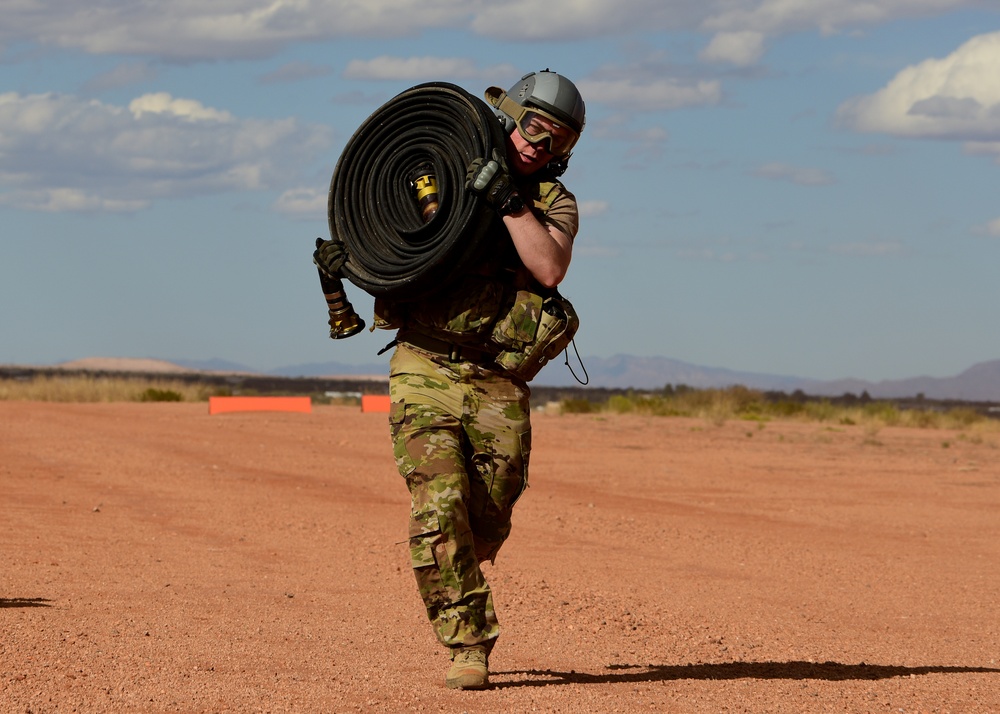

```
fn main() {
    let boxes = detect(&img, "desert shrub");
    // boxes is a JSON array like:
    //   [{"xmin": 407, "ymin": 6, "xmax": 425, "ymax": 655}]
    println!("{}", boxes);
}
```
[
  {"xmin": 139, "ymin": 388, "xmax": 183, "ymax": 402},
  {"xmin": 607, "ymin": 394, "xmax": 637, "ymax": 414},
  {"xmin": 802, "ymin": 400, "xmax": 837, "ymax": 423},
  {"xmin": 863, "ymin": 402, "xmax": 901, "ymax": 426},
  {"xmin": 767, "ymin": 400, "xmax": 807, "ymax": 418},
  {"xmin": 1, "ymin": 375, "xmax": 206, "ymax": 402},
  {"xmin": 546, "ymin": 385, "xmax": 999, "ymax": 435},
  {"xmin": 671, "ymin": 388, "xmax": 716, "ymax": 412},
  {"xmin": 943, "ymin": 407, "xmax": 983, "ymax": 429},
  {"xmin": 903, "ymin": 409, "xmax": 942, "ymax": 429},
  {"xmin": 561, "ymin": 398, "xmax": 595, "ymax": 414},
  {"xmin": 724, "ymin": 385, "xmax": 766, "ymax": 415}
]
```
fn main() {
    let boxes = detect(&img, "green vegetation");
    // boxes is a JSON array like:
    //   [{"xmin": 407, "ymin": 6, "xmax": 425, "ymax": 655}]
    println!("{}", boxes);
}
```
[
  {"xmin": 559, "ymin": 384, "xmax": 1000, "ymax": 433},
  {"xmin": 2, "ymin": 374, "xmax": 996, "ymax": 437},
  {"xmin": 139, "ymin": 387, "xmax": 184, "ymax": 402}
]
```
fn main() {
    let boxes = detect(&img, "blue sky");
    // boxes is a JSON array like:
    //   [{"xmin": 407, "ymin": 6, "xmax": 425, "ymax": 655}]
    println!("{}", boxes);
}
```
[{"xmin": 2, "ymin": 1, "xmax": 999, "ymax": 381}]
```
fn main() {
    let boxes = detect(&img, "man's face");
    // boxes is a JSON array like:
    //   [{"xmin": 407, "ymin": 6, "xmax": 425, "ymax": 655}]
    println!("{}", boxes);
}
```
[
  {"xmin": 505, "ymin": 109, "xmax": 577, "ymax": 176},
  {"xmin": 506, "ymin": 128, "xmax": 553, "ymax": 176}
]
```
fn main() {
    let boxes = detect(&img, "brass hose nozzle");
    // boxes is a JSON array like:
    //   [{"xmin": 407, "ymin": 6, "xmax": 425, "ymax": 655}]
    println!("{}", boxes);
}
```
[
  {"xmin": 314, "ymin": 237, "xmax": 365, "ymax": 339},
  {"xmin": 318, "ymin": 268, "xmax": 365, "ymax": 339}
]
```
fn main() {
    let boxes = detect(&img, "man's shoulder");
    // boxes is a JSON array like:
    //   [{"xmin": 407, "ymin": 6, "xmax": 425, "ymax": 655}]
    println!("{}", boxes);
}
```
[{"xmin": 530, "ymin": 178, "xmax": 576, "ymax": 211}]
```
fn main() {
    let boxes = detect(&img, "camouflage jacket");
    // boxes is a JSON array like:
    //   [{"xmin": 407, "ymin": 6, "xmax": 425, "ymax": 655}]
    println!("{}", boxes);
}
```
[{"xmin": 373, "ymin": 177, "xmax": 578, "ymax": 348}]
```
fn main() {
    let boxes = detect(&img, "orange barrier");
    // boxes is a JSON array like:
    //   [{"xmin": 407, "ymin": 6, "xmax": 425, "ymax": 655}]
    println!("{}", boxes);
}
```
[
  {"xmin": 361, "ymin": 395, "xmax": 392, "ymax": 413},
  {"xmin": 209, "ymin": 396, "xmax": 312, "ymax": 415}
]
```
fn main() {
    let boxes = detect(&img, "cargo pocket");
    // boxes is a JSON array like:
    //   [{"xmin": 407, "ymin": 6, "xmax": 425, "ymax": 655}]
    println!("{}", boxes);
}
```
[
  {"xmin": 408, "ymin": 508, "xmax": 440, "ymax": 569},
  {"xmin": 508, "ymin": 427, "xmax": 532, "ymax": 509},
  {"xmin": 388, "ymin": 400, "xmax": 417, "ymax": 478},
  {"xmin": 408, "ymin": 508, "xmax": 452, "ymax": 612}
]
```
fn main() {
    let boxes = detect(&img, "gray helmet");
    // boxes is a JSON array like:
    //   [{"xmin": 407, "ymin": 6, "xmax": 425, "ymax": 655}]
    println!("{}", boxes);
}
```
[
  {"xmin": 506, "ymin": 70, "xmax": 585, "ymax": 135},
  {"xmin": 485, "ymin": 70, "xmax": 585, "ymax": 174}
]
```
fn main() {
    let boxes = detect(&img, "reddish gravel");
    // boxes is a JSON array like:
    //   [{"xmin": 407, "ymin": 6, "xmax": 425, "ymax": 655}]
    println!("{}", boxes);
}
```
[{"xmin": 3, "ymin": 402, "xmax": 999, "ymax": 713}]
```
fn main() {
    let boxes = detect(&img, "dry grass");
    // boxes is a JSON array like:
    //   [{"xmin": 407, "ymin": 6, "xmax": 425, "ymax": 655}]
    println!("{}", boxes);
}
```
[
  {"xmin": 562, "ymin": 386, "xmax": 1000, "ymax": 434},
  {"xmin": 0, "ymin": 375, "xmax": 213, "ymax": 403},
  {"xmin": 5, "ymin": 375, "xmax": 996, "ymax": 437}
]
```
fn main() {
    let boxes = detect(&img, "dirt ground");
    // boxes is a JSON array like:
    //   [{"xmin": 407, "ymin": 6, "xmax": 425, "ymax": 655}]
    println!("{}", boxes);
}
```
[{"xmin": 3, "ymin": 401, "xmax": 998, "ymax": 713}]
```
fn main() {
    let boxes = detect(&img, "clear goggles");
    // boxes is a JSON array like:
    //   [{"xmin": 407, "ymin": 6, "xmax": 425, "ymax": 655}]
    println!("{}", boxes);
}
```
[{"xmin": 485, "ymin": 87, "xmax": 580, "ymax": 158}]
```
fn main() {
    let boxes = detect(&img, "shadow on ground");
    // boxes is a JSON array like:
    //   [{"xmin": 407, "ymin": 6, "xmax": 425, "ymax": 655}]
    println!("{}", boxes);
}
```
[
  {"xmin": 0, "ymin": 598, "xmax": 52, "ymax": 609},
  {"xmin": 493, "ymin": 661, "xmax": 1000, "ymax": 688}
]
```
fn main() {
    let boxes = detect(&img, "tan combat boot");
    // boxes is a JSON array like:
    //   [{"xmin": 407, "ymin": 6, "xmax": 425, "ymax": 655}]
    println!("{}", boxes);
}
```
[{"xmin": 445, "ymin": 645, "xmax": 489, "ymax": 690}]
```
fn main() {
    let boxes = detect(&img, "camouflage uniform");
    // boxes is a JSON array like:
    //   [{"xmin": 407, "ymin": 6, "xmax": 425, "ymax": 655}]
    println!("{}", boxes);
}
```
[
  {"xmin": 382, "ymin": 176, "xmax": 577, "ymax": 653},
  {"xmin": 389, "ymin": 344, "xmax": 530, "ymax": 649}
]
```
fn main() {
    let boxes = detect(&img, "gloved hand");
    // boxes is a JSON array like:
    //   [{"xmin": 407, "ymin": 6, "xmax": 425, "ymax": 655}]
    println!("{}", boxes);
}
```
[
  {"xmin": 313, "ymin": 237, "xmax": 347, "ymax": 277},
  {"xmin": 465, "ymin": 150, "xmax": 517, "ymax": 212}
]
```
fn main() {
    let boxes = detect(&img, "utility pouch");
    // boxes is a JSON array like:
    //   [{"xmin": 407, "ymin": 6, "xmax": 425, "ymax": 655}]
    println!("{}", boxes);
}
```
[
  {"xmin": 491, "ymin": 289, "xmax": 544, "ymax": 346},
  {"xmin": 492, "ymin": 291, "xmax": 579, "ymax": 382}
]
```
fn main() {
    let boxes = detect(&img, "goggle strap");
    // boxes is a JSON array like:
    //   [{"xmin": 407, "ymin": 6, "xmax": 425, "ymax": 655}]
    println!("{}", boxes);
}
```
[{"xmin": 485, "ymin": 88, "xmax": 526, "ymax": 124}]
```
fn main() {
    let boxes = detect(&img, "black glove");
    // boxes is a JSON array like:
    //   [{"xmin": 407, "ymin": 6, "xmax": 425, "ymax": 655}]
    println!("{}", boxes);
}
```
[
  {"xmin": 465, "ymin": 150, "xmax": 517, "ymax": 212},
  {"xmin": 313, "ymin": 237, "xmax": 346, "ymax": 277}
]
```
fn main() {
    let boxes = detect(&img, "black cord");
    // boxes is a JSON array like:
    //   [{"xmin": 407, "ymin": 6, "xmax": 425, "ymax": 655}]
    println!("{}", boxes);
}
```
[{"xmin": 564, "ymin": 339, "xmax": 589, "ymax": 386}]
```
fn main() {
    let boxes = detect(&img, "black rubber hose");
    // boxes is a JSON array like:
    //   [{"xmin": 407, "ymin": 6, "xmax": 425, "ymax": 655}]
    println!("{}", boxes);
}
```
[{"xmin": 328, "ymin": 81, "xmax": 506, "ymax": 300}]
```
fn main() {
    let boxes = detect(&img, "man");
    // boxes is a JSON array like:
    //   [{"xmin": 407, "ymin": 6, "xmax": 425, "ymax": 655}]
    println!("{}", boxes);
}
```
[{"xmin": 318, "ymin": 70, "xmax": 585, "ymax": 690}]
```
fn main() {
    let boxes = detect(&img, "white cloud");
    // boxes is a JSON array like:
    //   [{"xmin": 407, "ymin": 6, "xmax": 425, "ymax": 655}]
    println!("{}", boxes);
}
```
[
  {"xmin": 579, "ymin": 55, "xmax": 724, "ymax": 113},
  {"xmin": 577, "ymin": 77, "xmax": 722, "ymax": 112},
  {"xmin": 698, "ymin": 1, "xmax": 984, "ymax": 66},
  {"xmin": 274, "ymin": 186, "xmax": 327, "ymax": 219},
  {"xmin": 470, "ymin": 0, "xmax": 967, "ymax": 44},
  {"xmin": 829, "ymin": 240, "xmax": 906, "ymax": 257},
  {"xmin": 0, "ymin": 188, "xmax": 149, "ymax": 213},
  {"xmin": 753, "ymin": 162, "xmax": 836, "ymax": 186},
  {"xmin": 5, "ymin": 1, "xmax": 985, "ymax": 64},
  {"xmin": 343, "ymin": 56, "xmax": 517, "ymax": 82},
  {"xmin": 1, "ymin": 0, "xmax": 476, "ymax": 61},
  {"xmin": 964, "ymin": 140, "xmax": 1000, "ymax": 164},
  {"xmin": 982, "ymin": 218, "xmax": 1000, "ymax": 237},
  {"xmin": 837, "ymin": 32, "xmax": 1000, "ymax": 145},
  {"xmin": 676, "ymin": 248, "xmax": 740, "ymax": 263},
  {"xmin": 702, "ymin": 0, "xmax": 971, "ymax": 36},
  {"xmin": 129, "ymin": 93, "xmax": 234, "ymax": 122},
  {"xmin": 473, "ymin": 0, "xmax": 992, "ymax": 67},
  {"xmin": 578, "ymin": 200, "xmax": 610, "ymax": 218},
  {"xmin": 699, "ymin": 31, "xmax": 766, "ymax": 67},
  {"xmin": 468, "ymin": 0, "xmax": 693, "ymax": 41},
  {"xmin": 573, "ymin": 237, "xmax": 620, "ymax": 258},
  {"xmin": 258, "ymin": 61, "xmax": 333, "ymax": 85},
  {"xmin": 0, "ymin": 91, "xmax": 332, "ymax": 213},
  {"xmin": 82, "ymin": 61, "xmax": 159, "ymax": 93},
  {"xmin": 592, "ymin": 114, "xmax": 669, "ymax": 142},
  {"xmin": 590, "ymin": 113, "xmax": 670, "ymax": 165}
]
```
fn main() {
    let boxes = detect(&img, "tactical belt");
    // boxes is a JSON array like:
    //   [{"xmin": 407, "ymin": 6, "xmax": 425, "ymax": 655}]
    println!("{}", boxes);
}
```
[{"xmin": 398, "ymin": 331, "xmax": 498, "ymax": 364}]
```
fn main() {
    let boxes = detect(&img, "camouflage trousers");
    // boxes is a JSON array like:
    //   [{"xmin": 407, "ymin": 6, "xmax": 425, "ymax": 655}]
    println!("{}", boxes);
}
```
[{"xmin": 388, "ymin": 342, "xmax": 532, "ymax": 650}]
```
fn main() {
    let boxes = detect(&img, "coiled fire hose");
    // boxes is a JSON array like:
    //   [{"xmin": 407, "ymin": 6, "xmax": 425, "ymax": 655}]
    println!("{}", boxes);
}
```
[{"xmin": 327, "ymin": 82, "xmax": 507, "ymax": 304}]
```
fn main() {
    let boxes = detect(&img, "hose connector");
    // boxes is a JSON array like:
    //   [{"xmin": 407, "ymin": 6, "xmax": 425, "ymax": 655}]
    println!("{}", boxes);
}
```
[{"xmin": 410, "ymin": 164, "xmax": 439, "ymax": 223}]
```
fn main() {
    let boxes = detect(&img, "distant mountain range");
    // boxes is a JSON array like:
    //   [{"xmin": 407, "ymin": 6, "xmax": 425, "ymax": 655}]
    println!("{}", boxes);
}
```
[
  {"xmin": 529, "ymin": 354, "xmax": 1000, "ymax": 402},
  {"xmin": 35, "ymin": 354, "xmax": 1000, "ymax": 402},
  {"xmin": 173, "ymin": 354, "xmax": 1000, "ymax": 403}
]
